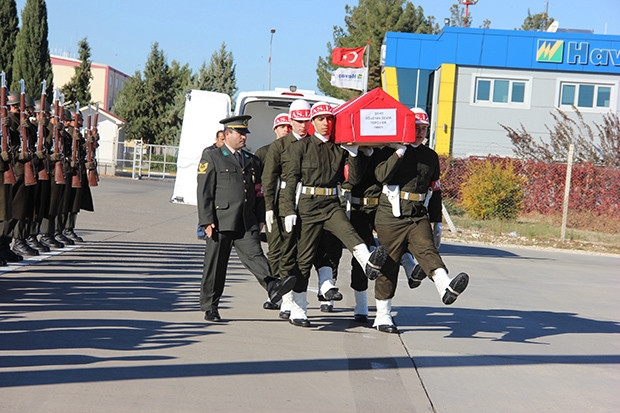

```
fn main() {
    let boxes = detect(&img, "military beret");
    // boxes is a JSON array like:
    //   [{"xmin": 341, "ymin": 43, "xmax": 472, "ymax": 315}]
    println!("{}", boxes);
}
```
[{"xmin": 220, "ymin": 115, "xmax": 251, "ymax": 134}]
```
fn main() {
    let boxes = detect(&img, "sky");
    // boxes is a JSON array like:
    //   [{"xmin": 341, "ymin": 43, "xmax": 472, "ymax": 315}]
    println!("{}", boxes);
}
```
[{"xmin": 13, "ymin": 0, "xmax": 620, "ymax": 97}]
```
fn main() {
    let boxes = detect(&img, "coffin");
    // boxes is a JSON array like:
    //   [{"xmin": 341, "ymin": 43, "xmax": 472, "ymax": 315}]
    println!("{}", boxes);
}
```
[{"xmin": 333, "ymin": 87, "xmax": 417, "ymax": 146}]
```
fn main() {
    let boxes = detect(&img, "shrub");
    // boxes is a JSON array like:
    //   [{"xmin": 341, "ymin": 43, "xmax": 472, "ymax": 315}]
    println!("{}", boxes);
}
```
[{"xmin": 460, "ymin": 159, "xmax": 524, "ymax": 220}]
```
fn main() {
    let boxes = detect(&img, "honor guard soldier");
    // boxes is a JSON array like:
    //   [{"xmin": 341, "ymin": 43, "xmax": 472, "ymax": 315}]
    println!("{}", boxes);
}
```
[
  {"xmin": 280, "ymin": 102, "xmax": 388, "ymax": 328},
  {"xmin": 373, "ymin": 107, "xmax": 469, "ymax": 333},
  {"xmin": 196, "ymin": 115, "xmax": 296, "ymax": 322}
]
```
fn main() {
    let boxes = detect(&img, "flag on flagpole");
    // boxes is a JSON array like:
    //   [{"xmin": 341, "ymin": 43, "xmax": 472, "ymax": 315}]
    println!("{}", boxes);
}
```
[
  {"xmin": 330, "ymin": 67, "xmax": 367, "ymax": 91},
  {"xmin": 331, "ymin": 46, "xmax": 366, "ymax": 68}
]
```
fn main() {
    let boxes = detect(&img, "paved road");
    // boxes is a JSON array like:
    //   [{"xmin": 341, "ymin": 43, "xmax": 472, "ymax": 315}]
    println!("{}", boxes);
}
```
[{"xmin": 1, "ymin": 177, "xmax": 618, "ymax": 412}]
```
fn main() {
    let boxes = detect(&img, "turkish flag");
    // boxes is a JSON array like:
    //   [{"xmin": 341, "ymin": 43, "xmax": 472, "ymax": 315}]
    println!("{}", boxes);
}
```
[{"xmin": 331, "ymin": 46, "xmax": 366, "ymax": 68}]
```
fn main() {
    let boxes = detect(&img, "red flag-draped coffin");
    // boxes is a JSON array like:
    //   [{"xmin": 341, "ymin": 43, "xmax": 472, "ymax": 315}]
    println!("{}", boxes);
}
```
[{"xmin": 333, "ymin": 87, "xmax": 417, "ymax": 146}]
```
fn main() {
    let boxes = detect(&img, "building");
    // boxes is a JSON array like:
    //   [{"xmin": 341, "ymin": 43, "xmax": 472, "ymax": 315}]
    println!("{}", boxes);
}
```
[
  {"xmin": 50, "ymin": 55, "xmax": 129, "ymax": 112},
  {"xmin": 381, "ymin": 27, "xmax": 620, "ymax": 157},
  {"xmin": 52, "ymin": 55, "xmax": 129, "ymax": 175}
]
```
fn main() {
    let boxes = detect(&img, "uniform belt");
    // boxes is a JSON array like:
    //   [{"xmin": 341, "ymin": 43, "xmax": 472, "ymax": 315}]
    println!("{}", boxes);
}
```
[
  {"xmin": 351, "ymin": 196, "xmax": 379, "ymax": 206},
  {"xmin": 301, "ymin": 186, "xmax": 338, "ymax": 196},
  {"xmin": 399, "ymin": 191, "xmax": 426, "ymax": 201}
]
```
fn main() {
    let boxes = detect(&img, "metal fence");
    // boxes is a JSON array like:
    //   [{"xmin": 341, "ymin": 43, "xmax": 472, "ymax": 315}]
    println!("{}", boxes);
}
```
[{"xmin": 115, "ymin": 140, "xmax": 178, "ymax": 180}]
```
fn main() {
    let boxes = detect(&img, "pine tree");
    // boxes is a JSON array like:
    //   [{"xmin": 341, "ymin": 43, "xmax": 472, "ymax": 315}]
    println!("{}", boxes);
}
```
[
  {"xmin": 317, "ymin": 0, "xmax": 439, "ymax": 100},
  {"xmin": 0, "ymin": 0, "xmax": 19, "ymax": 88},
  {"xmin": 519, "ymin": 9, "xmax": 554, "ymax": 31},
  {"xmin": 201, "ymin": 42, "xmax": 238, "ymax": 100},
  {"xmin": 11, "ymin": 0, "xmax": 53, "ymax": 99},
  {"xmin": 61, "ymin": 37, "xmax": 93, "ymax": 107}
]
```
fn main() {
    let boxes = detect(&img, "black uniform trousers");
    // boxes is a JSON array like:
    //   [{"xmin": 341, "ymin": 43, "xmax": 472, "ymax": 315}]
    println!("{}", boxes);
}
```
[
  {"xmin": 295, "ymin": 206, "xmax": 364, "ymax": 292},
  {"xmin": 348, "ymin": 209, "xmax": 376, "ymax": 292},
  {"xmin": 375, "ymin": 216, "xmax": 446, "ymax": 300},
  {"xmin": 265, "ymin": 215, "xmax": 285, "ymax": 277},
  {"xmin": 200, "ymin": 228, "xmax": 276, "ymax": 312}
]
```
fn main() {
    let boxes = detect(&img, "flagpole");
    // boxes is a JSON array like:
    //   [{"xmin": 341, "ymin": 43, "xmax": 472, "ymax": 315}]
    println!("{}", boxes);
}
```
[{"xmin": 364, "ymin": 42, "xmax": 370, "ymax": 93}]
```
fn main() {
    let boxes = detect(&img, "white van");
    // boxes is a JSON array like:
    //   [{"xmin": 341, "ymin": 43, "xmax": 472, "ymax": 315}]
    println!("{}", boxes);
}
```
[{"xmin": 170, "ymin": 87, "xmax": 344, "ymax": 206}]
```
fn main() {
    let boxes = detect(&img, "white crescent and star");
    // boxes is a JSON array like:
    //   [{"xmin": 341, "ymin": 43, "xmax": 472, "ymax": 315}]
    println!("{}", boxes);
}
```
[{"xmin": 344, "ymin": 51, "xmax": 359, "ymax": 63}]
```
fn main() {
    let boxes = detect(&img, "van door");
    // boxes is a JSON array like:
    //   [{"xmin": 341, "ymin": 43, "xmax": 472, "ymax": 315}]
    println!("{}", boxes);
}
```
[{"xmin": 171, "ymin": 90, "xmax": 231, "ymax": 205}]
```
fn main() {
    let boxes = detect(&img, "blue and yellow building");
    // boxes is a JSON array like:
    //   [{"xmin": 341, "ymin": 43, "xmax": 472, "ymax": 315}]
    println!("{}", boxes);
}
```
[{"xmin": 381, "ymin": 27, "xmax": 620, "ymax": 157}]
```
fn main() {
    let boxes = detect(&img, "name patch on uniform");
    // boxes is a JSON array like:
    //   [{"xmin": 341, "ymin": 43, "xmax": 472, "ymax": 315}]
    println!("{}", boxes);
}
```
[{"xmin": 198, "ymin": 162, "xmax": 209, "ymax": 174}]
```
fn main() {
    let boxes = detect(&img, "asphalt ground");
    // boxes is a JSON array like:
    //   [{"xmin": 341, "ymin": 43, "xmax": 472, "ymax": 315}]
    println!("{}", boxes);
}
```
[{"xmin": 1, "ymin": 176, "xmax": 619, "ymax": 413}]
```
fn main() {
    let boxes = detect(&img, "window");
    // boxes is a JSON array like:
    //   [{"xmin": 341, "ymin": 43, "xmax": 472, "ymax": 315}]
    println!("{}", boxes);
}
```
[
  {"xmin": 559, "ymin": 82, "xmax": 612, "ymax": 109},
  {"xmin": 474, "ymin": 77, "xmax": 528, "ymax": 105}
]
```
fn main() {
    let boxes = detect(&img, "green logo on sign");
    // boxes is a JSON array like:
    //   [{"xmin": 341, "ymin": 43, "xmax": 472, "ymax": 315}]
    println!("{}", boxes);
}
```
[{"xmin": 537, "ymin": 40, "xmax": 564, "ymax": 63}]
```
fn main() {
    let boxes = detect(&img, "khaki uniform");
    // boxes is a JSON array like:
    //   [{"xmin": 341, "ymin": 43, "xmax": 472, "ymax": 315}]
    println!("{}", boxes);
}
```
[
  {"xmin": 281, "ymin": 134, "xmax": 365, "ymax": 292},
  {"xmin": 374, "ymin": 144, "xmax": 445, "ymax": 299},
  {"xmin": 261, "ymin": 133, "xmax": 301, "ymax": 280}
]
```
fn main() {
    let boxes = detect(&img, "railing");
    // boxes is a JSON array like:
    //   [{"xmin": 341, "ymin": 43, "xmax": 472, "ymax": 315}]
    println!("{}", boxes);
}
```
[{"xmin": 115, "ymin": 140, "xmax": 178, "ymax": 180}]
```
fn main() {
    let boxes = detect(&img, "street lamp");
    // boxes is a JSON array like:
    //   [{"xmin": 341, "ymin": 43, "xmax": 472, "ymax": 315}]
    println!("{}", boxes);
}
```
[
  {"xmin": 268, "ymin": 28, "xmax": 276, "ymax": 90},
  {"xmin": 459, "ymin": 0, "xmax": 478, "ymax": 27}
]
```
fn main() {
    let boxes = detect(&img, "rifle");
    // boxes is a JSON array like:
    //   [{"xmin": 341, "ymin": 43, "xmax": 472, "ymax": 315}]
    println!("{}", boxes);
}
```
[
  {"xmin": 20, "ymin": 79, "xmax": 37, "ymax": 186},
  {"xmin": 53, "ymin": 89, "xmax": 65, "ymax": 185},
  {"xmin": 0, "ymin": 71, "xmax": 16, "ymax": 185},
  {"xmin": 71, "ymin": 101, "xmax": 81, "ymax": 188},
  {"xmin": 87, "ymin": 104, "xmax": 99, "ymax": 187},
  {"xmin": 37, "ymin": 80, "xmax": 49, "ymax": 181}
]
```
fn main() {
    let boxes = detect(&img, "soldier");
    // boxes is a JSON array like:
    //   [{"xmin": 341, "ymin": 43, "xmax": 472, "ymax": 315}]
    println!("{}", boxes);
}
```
[
  {"xmin": 25, "ymin": 98, "xmax": 53, "ymax": 252},
  {"xmin": 280, "ymin": 102, "xmax": 388, "ymax": 327},
  {"xmin": 38, "ymin": 102, "xmax": 67, "ymax": 249},
  {"xmin": 252, "ymin": 113, "xmax": 292, "ymax": 311},
  {"xmin": 373, "ymin": 107, "xmax": 469, "ymax": 333},
  {"xmin": 254, "ymin": 113, "xmax": 291, "ymax": 170},
  {"xmin": 57, "ymin": 108, "xmax": 94, "ymax": 244},
  {"xmin": 196, "ymin": 115, "xmax": 296, "ymax": 322},
  {"xmin": 1, "ymin": 91, "xmax": 39, "ymax": 258}
]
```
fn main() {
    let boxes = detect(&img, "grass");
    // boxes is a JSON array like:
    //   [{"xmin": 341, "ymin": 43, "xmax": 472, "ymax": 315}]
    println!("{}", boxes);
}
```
[{"xmin": 444, "ymin": 210, "xmax": 620, "ymax": 255}]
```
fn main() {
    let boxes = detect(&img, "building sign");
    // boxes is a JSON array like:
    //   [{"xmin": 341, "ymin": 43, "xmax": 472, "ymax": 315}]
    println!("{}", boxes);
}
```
[
  {"xmin": 537, "ymin": 39, "xmax": 620, "ymax": 67},
  {"xmin": 360, "ymin": 109, "xmax": 397, "ymax": 136}
]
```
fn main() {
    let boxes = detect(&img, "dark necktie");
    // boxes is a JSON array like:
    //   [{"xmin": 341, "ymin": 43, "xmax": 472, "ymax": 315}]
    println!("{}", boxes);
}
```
[{"xmin": 235, "ymin": 151, "xmax": 244, "ymax": 167}]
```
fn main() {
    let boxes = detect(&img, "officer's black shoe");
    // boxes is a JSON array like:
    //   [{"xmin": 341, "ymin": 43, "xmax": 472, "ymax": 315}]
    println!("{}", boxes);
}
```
[
  {"xmin": 268, "ymin": 275, "xmax": 296, "ymax": 304},
  {"xmin": 55, "ymin": 232, "xmax": 74, "ymax": 246},
  {"xmin": 0, "ymin": 257, "xmax": 6, "ymax": 266},
  {"xmin": 442, "ymin": 272, "xmax": 469, "ymax": 305},
  {"xmin": 63, "ymin": 229, "xmax": 84, "ymax": 243},
  {"xmin": 376, "ymin": 324, "xmax": 399, "ymax": 334},
  {"xmin": 263, "ymin": 300, "xmax": 280, "ymax": 310},
  {"xmin": 40, "ymin": 234, "xmax": 64, "ymax": 249},
  {"xmin": 365, "ymin": 245, "xmax": 388, "ymax": 280},
  {"xmin": 354, "ymin": 314, "xmax": 369, "ymax": 323},
  {"xmin": 322, "ymin": 287, "xmax": 343, "ymax": 301},
  {"xmin": 279, "ymin": 310, "xmax": 291, "ymax": 320},
  {"xmin": 290, "ymin": 318, "xmax": 311, "ymax": 328},
  {"xmin": 25, "ymin": 236, "xmax": 50, "ymax": 253},
  {"xmin": 12, "ymin": 239, "xmax": 39, "ymax": 256},
  {"xmin": 407, "ymin": 264, "xmax": 427, "ymax": 289},
  {"xmin": 320, "ymin": 303, "xmax": 333, "ymax": 313},
  {"xmin": 204, "ymin": 309, "xmax": 222, "ymax": 322},
  {"xmin": 0, "ymin": 248, "xmax": 23, "ymax": 262}
]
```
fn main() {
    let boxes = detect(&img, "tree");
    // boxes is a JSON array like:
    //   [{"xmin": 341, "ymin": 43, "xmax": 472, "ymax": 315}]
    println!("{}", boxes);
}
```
[
  {"xmin": 449, "ymin": 3, "xmax": 469, "ymax": 28},
  {"xmin": 519, "ymin": 9, "xmax": 554, "ymax": 31},
  {"xmin": 317, "ymin": 0, "xmax": 439, "ymax": 100},
  {"xmin": 165, "ymin": 60, "xmax": 194, "ymax": 145},
  {"xmin": 500, "ymin": 107, "xmax": 620, "ymax": 167},
  {"xmin": 199, "ymin": 42, "xmax": 238, "ymax": 99},
  {"xmin": 61, "ymin": 37, "xmax": 93, "ymax": 107},
  {"xmin": 0, "ymin": 0, "xmax": 19, "ymax": 87},
  {"xmin": 11, "ymin": 0, "xmax": 53, "ymax": 98},
  {"xmin": 112, "ymin": 70, "xmax": 146, "ymax": 143}
]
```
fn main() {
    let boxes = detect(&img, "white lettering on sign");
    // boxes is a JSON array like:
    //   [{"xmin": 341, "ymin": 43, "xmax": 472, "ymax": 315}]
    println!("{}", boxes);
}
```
[{"xmin": 360, "ymin": 109, "xmax": 397, "ymax": 136}]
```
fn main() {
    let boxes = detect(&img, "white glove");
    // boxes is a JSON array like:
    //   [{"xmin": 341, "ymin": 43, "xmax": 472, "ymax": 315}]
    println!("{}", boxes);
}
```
[
  {"xmin": 359, "ymin": 146, "xmax": 374, "ymax": 157},
  {"xmin": 389, "ymin": 143, "xmax": 407, "ymax": 157},
  {"xmin": 341, "ymin": 144, "xmax": 358, "ymax": 157},
  {"xmin": 432, "ymin": 222, "xmax": 443, "ymax": 249},
  {"xmin": 284, "ymin": 214, "xmax": 297, "ymax": 233},
  {"xmin": 265, "ymin": 210, "xmax": 274, "ymax": 233}
]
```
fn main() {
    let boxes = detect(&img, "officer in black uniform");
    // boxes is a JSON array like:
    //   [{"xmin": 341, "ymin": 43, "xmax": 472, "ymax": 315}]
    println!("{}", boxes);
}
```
[
  {"xmin": 196, "ymin": 115, "xmax": 295, "ymax": 322},
  {"xmin": 373, "ymin": 108, "xmax": 469, "ymax": 333}
]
